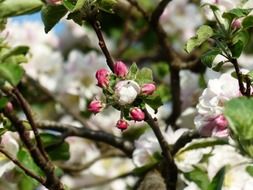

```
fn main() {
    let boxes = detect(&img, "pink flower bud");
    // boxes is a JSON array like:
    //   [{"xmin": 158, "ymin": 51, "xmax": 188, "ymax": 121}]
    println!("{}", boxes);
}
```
[
  {"xmin": 232, "ymin": 19, "xmax": 241, "ymax": 30},
  {"xmin": 116, "ymin": 119, "xmax": 129, "ymax": 131},
  {"xmin": 141, "ymin": 83, "xmax": 156, "ymax": 95},
  {"xmin": 130, "ymin": 107, "xmax": 145, "ymax": 121},
  {"xmin": 46, "ymin": 0, "xmax": 62, "ymax": 5},
  {"xmin": 88, "ymin": 99, "xmax": 104, "ymax": 114},
  {"xmin": 95, "ymin": 68, "xmax": 110, "ymax": 88},
  {"xmin": 114, "ymin": 61, "xmax": 128, "ymax": 77},
  {"xmin": 5, "ymin": 102, "xmax": 13, "ymax": 113}
]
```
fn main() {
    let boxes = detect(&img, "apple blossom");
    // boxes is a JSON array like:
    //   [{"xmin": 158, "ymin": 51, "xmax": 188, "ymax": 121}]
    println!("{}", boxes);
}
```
[
  {"xmin": 95, "ymin": 68, "xmax": 110, "ymax": 88},
  {"xmin": 115, "ymin": 80, "xmax": 140, "ymax": 105},
  {"xmin": 194, "ymin": 73, "xmax": 239, "ymax": 137},
  {"xmin": 88, "ymin": 99, "xmax": 104, "ymax": 114},
  {"xmin": 130, "ymin": 107, "xmax": 145, "ymax": 121},
  {"xmin": 116, "ymin": 119, "xmax": 129, "ymax": 131},
  {"xmin": 114, "ymin": 61, "xmax": 128, "ymax": 77},
  {"xmin": 141, "ymin": 83, "xmax": 156, "ymax": 95}
]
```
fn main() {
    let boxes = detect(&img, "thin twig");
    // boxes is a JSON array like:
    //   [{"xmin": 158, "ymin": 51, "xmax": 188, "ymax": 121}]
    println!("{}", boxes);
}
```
[
  {"xmin": 12, "ymin": 88, "xmax": 49, "ymax": 161},
  {"xmin": 0, "ymin": 147, "xmax": 45, "ymax": 184},
  {"xmin": 230, "ymin": 58, "xmax": 250, "ymax": 96},
  {"xmin": 36, "ymin": 120, "xmax": 134, "ymax": 157},
  {"xmin": 3, "ymin": 110, "xmax": 64, "ymax": 190},
  {"xmin": 88, "ymin": 19, "xmax": 115, "ymax": 71}
]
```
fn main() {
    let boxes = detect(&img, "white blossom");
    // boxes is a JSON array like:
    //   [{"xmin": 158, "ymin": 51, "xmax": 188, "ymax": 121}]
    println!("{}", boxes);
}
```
[{"xmin": 115, "ymin": 80, "xmax": 140, "ymax": 105}]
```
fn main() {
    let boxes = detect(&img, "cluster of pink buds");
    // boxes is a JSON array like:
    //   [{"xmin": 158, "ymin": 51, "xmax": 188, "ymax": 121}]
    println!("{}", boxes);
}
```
[{"xmin": 89, "ymin": 61, "xmax": 157, "ymax": 131}]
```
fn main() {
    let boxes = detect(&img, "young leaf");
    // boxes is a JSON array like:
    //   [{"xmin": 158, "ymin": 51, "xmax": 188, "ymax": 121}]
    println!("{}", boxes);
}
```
[
  {"xmin": 0, "ymin": 0, "xmax": 43, "ymax": 18},
  {"xmin": 0, "ymin": 97, "xmax": 8, "ymax": 109},
  {"xmin": 97, "ymin": 0, "xmax": 117, "ymax": 13},
  {"xmin": 17, "ymin": 148, "xmax": 43, "ymax": 176},
  {"xmin": 184, "ymin": 167, "xmax": 210, "ymax": 190},
  {"xmin": 224, "ymin": 97, "xmax": 253, "ymax": 140},
  {"xmin": 207, "ymin": 166, "xmax": 226, "ymax": 190},
  {"xmin": 0, "ymin": 46, "xmax": 29, "ymax": 62},
  {"xmin": 178, "ymin": 138, "xmax": 228, "ymax": 154},
  {"xmin": 230, "ymin": 30, "xmax": 249, "ymax": 58},
  {"xmin": 246, "ymin": 165, "xmax": 253, "ymax": 177},
  {"xmin": 242, "ymin": 15, "xmax": 253, "ymax": 29},
  {"xmin": 136, "ymin": 68, "xmax": 153, "ymax": 85},
  {"xmin": 40, "ymin": 133, "xmax": 70, "ymax": 161},
  {"xmin": 63, "ymin": 0, "xmax": 75, "ymax": 11},
  {"xmin": 185, "ymin": 25, "xmax": 214, "ymax": 53},
  {"xmin": 201, "ymin": 48, "xmax": 221, "ymax": 68},
  {"xmin": 127, "ymin": 63, "xmax": 139, "ymax": 80},
  {"xmin": 223, "ymin": 8, "xmax": 252, "ymax": 22},
  {"xmin": 0, "ymin": 63, "xmax": 24, "ymax": 86},
  {"xmin": 41, "ymin": 5, "xmax": 68, "ymax": 33}
]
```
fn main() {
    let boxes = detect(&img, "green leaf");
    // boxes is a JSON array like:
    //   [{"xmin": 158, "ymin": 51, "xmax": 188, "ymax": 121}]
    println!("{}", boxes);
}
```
[
  {"xmin": 0, "ymin": 46, "xmax": 29, "ymax": 62},
  {"xmin": 41, "ymin": 5, "xmax": 68, "ymax": 33},
  {"xmin": 97, "ymin": 0, "xmax": 117, "ymax": 13},
  {"xmin": 127, "ymin": 63, "xmax": 139, "ymax": 80},
  {"xmin": 207, "ymin": 166, "xmax": 226, "ymax": 190},
  {"xmin": 184, "ymin": 167, "xmax": 210, "ymax": 190},
  {"xmin": 40, "ymin": 133, "xmax": 70, "ymax": 161},
  {"xmin": 18, "ymin": 174, "xmax": 38, "ymax": 190},
  {"xmin": 185, "ymin": 25, "xmax": 214, "ymax": 53},
  {"xmin": 133, "ymin": 162, "xmax": 158, "ymax": 176},
  {"xmin": 242, "ymin": 15, "xmax": 253, "ymax": 29},
  {"xmin": 223, "ymin": 8, "xmax": 252, "ymax": 22},
  {"xmin": 17, "ymin": 148, "xmax": 43, "ymax": 176},
  {"xmin": 212, "ymin": 61, "xmax": 225, "ymax": 72},
  {"xmin": 136, "ymin": 68, "xmax": 153, "ymax": 85},
  {"xmin": 201, "ymin": 48, "xmax": 221, "ymax": 68},
  {"xmin": 63, "ymin": 0, "xmax": 75, "ymax": 11},
  {"xmin": 151, "ymin": 62, "xmax": 169, "ymax": 80},
  {"xmin": 0, "ymin": 97, "xmax": 8, "ymax": 109},
  {"xmin": 230, "ymin": 30, "xmax": 249, "ymax": 58},
  {"xmin": 0, "ymin": 0, "xmax": 43, "ymax": 18},
  {"xmin": 0, "ymin": 63, "xmax": 24, "ymax": 86},
  {"xmin": 73, "ymin": 0, "xmax": 86, "ymax": 12},
  {"xmin": 246, "ymin": 165, "xmax": 253, "ymax": 177},
  {"xmin": 66, "ymin": 11, "xmax": 83, "ymax": 25},
  {"xmin": 224, "ymin": 97, "xmax": 253, "ymax": 140},
  {"xmin": 144, "ymin": 93, "xmax": 163, "ymax": 110},
  {"xmin": 178, "ymin": 138, "xmax": 228, "ymax": 154}
]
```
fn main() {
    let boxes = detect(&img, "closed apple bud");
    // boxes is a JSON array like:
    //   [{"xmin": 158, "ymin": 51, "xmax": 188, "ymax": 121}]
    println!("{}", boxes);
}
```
[
  {"xmin": 5, "ymin": 102, "xmax": 13, "ymax": 113},
  {"xmin": 130, "ymin": 107, "xmax": 145, "ymax": 121},
  {"xmin": 232, "ymin": 19, "xmax": 241, "ymax": 30},
  {"xmin": 88, "ymin": 99, "xmax": 104, "ymax": 114},
  {"xmin": 116, "ymin": 119, "xmax": 129, "ymax": 131},
  {"xmin": 46, "ymin": 0, "xmax": 62, "ymax": 5},
  {"xmin": 141, "ymin": 83, "xmax": 156, "ymax": 95},
  {"xmin": 95, "ymin": 68, "xmax": 110, "ymax": 88},
  {"xmin": 114, "ymin": 61, "xmax": 128, "ymax": 77}
]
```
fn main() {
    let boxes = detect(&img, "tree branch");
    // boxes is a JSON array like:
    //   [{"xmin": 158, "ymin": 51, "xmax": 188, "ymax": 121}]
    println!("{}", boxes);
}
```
[
  {"xmin": 143, "ymin": 108, "xmax": 177, "ymax": 190},
  {"xmin": 36, "ymin": 120, "xmax": 134, "ymax": 157},
  {"xmin": 3, "ymin": 110, "xmax": 64, "ymax": 190},
  {"xmin": 12, "ymin": 88, "xmax": 49, "ymax": 161},
  {"xmin": 0, "ymin": 147, "xmax": 45, "ymax": 185},
  {"xmin": 150, "ymin": 0, "xmax": 172, "ymax": 26}
]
